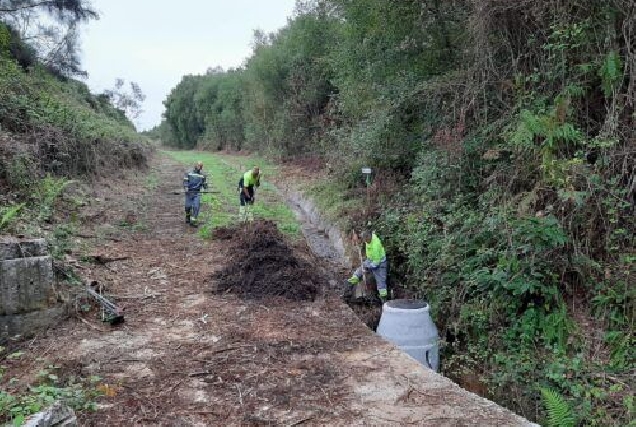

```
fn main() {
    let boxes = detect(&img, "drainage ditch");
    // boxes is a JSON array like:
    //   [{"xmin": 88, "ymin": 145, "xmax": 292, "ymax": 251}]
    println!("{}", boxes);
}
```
[{"xmin": 278, "ymin": 187, "xmax": 383, "ymax": 330}]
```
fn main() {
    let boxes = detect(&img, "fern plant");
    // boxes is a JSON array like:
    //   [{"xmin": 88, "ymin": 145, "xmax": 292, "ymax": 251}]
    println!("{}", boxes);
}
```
[
  {"xmin": 540, "ymin": 387, "xmax": 575, "ymax": 427},
  {"xmin": 599, "ymin": 51, "xmax": 623, "ymax": 97},
  {"xmin": 0, "ymin": 203, "xmax": 24, "ymax": 231}
]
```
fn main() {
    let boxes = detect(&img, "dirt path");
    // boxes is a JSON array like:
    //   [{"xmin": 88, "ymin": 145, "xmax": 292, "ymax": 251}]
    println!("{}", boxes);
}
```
[
  {"xmin": 4, "ymin": 155, "xmax": 369, "ymax": 425},
  {"xmin": 3, "ymin": 154, "xmax": 536, "ymax": 426}
]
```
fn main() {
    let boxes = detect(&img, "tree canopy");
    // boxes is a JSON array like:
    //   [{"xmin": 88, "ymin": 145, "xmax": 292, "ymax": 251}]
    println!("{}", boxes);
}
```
[{"xmin": 0, "ymin": 0, "xmax": 98, "ymax": 76}]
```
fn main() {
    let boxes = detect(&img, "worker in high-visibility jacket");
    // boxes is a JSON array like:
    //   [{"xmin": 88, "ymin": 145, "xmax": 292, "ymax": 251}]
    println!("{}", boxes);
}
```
[
  {"xmin": 238, "ymin": 166, "xmax": 260, "ymax": 222},
  {"xmin": 183, "ymin": 161, "xmax": 207, "ymax": 227},
  {"xmin": 347, "ymin": 229, "xmax": 389, "ymax": 302}
]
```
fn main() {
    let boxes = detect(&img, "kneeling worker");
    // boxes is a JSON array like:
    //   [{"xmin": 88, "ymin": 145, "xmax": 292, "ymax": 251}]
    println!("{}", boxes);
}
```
[
  {"xmin": 347, "ymin": 229, "xmax": 389, "ymax": 302},
  {"xmin": 238, "ymin": 166, "xmax": 260, "ymax": 222}
]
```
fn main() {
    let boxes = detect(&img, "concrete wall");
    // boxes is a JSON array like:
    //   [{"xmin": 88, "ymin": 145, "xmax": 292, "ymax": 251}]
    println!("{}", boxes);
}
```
[{"xmin": 0, "ymin": 238, "xmax": 66, "ymax": 341}]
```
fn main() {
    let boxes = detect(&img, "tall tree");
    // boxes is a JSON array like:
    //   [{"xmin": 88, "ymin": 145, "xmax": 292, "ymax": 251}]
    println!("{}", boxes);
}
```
[
  {"xmin": 0, "ymin": 0, "xmax": 98, "ymax": 76},
  {"xmin": 103, "ymin": 78, "xmax": 147, "ymax": 122}
]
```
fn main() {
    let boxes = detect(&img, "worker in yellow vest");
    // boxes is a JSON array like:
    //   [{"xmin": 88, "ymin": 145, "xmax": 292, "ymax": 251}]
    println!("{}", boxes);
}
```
[
  {"xmin": 347, "ymin": 229, "xmax": 389, "ymax": 302},
  {"xmin": 238, "ymin": 166, "xmax": 260, "ymax": 222}
]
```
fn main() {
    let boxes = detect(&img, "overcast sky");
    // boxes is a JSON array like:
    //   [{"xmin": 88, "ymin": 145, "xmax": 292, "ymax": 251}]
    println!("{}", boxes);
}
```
[{"xmin": 80, "ymin": 0, "xmax": 297, "ymax": 131}]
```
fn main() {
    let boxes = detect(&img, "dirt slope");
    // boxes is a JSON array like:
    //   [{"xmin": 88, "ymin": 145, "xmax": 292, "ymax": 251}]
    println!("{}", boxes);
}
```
[{"xmin": 2, "ymin": 154, "xmax": 536, "ymax": 426}]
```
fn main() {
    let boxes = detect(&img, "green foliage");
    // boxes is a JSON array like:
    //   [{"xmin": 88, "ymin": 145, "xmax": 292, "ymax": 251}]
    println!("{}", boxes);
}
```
[
  {"xmin": 162, "ymin": 0, "xmax": 467, "ymax": 165},
  {"xmin": 0, "ymin": 53, "xmax": 149, "ymax": 193},
  {"xmin": 32, "ymin": 176, "xmax": 72, "ymax": 222},
  {"xmin": 540, "ymin": 387, "xmax": 575, "ymax": 427},
  {"xmin": 599, "ymin": 51, "xmax": 623, "ymax": 97},
  {"xmin": 49, "ymin": 223, "xmax": 76, "ymax": 260},
  {"xmin": 2, "ymin": 152, "xmax": 36, "ymax": 188},
  {"xmin": 0, "ymin": 372, "xmax": 102, "ymax": 426},
  {"xmin": 0, "ymin": 0, "xmax": 98, "ymax": 77},
  {"xmin": 0, "ymin": 203, "xmax": 23, "ymax": 231}
]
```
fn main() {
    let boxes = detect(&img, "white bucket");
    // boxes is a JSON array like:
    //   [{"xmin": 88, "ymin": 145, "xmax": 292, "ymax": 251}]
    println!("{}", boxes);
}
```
[{"xmin": 376, "ymin": 299, "xmax": 440, "ymax": 371}]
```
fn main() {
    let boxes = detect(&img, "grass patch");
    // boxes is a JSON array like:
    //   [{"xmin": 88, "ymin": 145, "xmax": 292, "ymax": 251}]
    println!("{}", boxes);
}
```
[
  {"xmin": 164, "ymin": 151, "xmax": 301, "ymax": 238},
  {"xmin": 304, "ymin": 178, "xmax": 358, "ymax": 227},
  {"xmin": 145, "ymin": 171, "xmax": 159, "ymax": 191},
  {"xmin": 0, "ymin": 350, "xmax": 103, "ymax": 426}
]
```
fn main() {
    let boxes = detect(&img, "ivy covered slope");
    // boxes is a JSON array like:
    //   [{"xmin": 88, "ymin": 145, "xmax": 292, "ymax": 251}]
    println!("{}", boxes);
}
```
[
  {"xmin": 0, "ymin": 22, "xmax": 150, "ymax": 232},
  {"xmin": 155, "ymin": 1, "xmax": 633, "ymax": 425}
]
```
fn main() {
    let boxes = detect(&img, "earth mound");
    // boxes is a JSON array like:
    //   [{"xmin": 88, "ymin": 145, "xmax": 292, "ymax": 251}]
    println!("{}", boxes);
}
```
[{"xmin": 211, "ymin": 220, "xmax": 321, "ymax": 301}]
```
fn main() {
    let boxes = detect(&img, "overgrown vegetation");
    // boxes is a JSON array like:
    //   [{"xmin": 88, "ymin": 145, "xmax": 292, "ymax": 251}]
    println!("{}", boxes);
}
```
[
  {"xmin": 0, "ymin": 8, "xmax": 150, "ymax": 234},
  {"xmin": 158, "ymin": 1, "xmax": 634, "ymax": 425},
  {"xmin": 0, "ymin": 347, "xmax": 103, "ymax": 426}
]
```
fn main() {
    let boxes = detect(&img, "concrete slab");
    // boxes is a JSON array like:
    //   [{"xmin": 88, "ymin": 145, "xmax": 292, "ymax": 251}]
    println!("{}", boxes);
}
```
[
  {"xmin": 0, "ymin": 255, "xmax": 54, "ymax": 315},
  {"xmin": 0, "ymin": 238, "xmax": 48, "ymax": 261}
]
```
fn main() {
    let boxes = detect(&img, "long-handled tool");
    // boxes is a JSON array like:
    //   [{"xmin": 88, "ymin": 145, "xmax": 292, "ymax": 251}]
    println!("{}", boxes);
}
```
[
  {"xmin": 171, "ymin": 190, "xmax": 220, "ymax": 195},
  {"xmin": 356, "ymin": 245, "xmax": 371, "ymax": 298},
  {"xmin": 86, "ymin": 285, "xmax": 124, "ymax": 325},
  {"xmin": 351, "ymin": 230, "xmax": 370, "ymax": 299}
]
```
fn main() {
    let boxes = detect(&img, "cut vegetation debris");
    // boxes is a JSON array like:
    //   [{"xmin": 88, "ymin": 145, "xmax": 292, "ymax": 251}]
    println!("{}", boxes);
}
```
[{"xmin": 210, "ymin": 220, "xmax": 321, "ymax": 302}]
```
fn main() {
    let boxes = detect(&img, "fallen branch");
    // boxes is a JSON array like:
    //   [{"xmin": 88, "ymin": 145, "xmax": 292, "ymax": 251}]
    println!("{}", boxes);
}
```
[
  {"xmin": 87, "ymin": 255, "xmax": 130, "ymax": 264},
  {"xmin": 75, "ymin": 233, "xmax": 121, "ymax": 242},
  {"xmin": 188, "ymin": 371, "xmax": 211, "ymax": 377},
  {"xmin": 236, "ymin": 383, "xmax": 243, "ymax": 407},
  {"xmin": 109, "ymin": 293, "xmax": 164, "ymax": 300},
  {"xmin": 289, "ymin": 416, "xmax": 315, "ymax": 426},
  {"xmin": 194, "ymin": 345, "xmax": 241, "ymax": 362},
  {"xmin": 244, "ymin": 415, "xmax": 276, "ymax": 424}
]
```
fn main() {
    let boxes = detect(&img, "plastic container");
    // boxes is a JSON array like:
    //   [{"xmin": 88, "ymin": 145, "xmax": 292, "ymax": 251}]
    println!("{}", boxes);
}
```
[{"xmin": 376, "ymin": 299, "xmax": 440, "ymax": 371}]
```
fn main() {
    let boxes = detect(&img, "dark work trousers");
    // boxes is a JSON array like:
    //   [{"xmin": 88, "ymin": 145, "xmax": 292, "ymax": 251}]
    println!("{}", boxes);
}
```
[
  {"xmin": 185, "ymin": 191, "xmax": 201, "ymax": 218},
  {"xmin": 239, "ymin": 187, "xmax": 255, "ymax": 206}
]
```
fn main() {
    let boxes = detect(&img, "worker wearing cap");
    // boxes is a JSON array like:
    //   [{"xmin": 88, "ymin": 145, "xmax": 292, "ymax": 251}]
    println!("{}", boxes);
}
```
[
  {"xmin": 238, "ymin": 166, "xmax": 260, "ymax": 222},
  {"xmin": 183, "ymin": 161, "xmax": 207, "ymax": 227},
  {"xmin": 347, "ymin": 229, "xmax": 389, "ymax": 302}
]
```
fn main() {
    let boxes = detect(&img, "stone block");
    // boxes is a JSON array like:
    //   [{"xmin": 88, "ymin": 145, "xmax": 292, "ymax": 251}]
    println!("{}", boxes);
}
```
[
  {"xmin": 0, "ymin": 256, "xmax": 54, "ymax": 316},
  {"xmin": 0, "ymin": 238, "xmax": 48, "ymax": 261},
  {"xmin": 0, "ymin": 306, "xmax": 67, "ymax": 341},
  {"xmin": 24, "ymin": 401, "xmax": 77, "ymax": 427}
]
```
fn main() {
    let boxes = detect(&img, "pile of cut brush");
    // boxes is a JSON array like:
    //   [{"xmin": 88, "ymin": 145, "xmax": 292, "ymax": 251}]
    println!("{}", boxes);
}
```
[{"xmin": 211, "ymin": 220, "xmax": 321, "ymax": 301}]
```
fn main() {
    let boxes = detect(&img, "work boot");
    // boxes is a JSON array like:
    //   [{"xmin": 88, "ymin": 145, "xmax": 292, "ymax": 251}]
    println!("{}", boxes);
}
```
[
  {"xmin": 185, "ymin": 208, "xmax": 191, "ymax": 224},
  {"xmin": 190, "ymin": 217, "xmax": 198, "ymax": 228},
  {"xmin": 347, "ymin": 275, "xmax": 359, "ymax": 285}
]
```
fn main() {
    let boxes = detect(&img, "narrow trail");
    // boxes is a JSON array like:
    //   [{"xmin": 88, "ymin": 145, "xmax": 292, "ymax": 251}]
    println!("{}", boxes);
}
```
[{"xmin": 4, "ymin": 153, "xmax": 536, "ymax": 426}]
